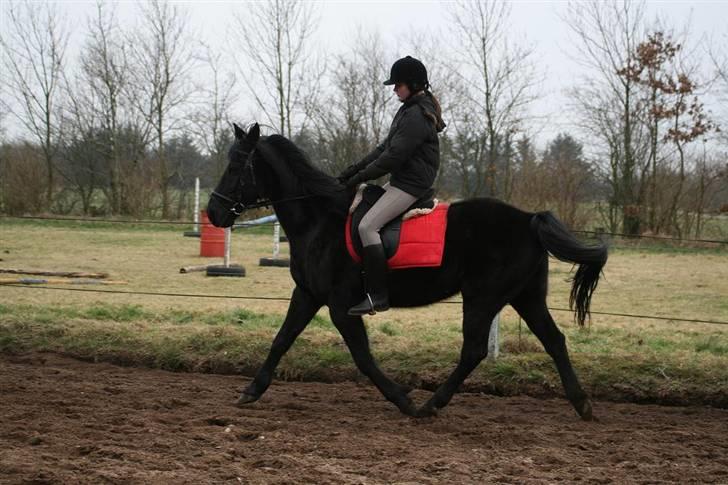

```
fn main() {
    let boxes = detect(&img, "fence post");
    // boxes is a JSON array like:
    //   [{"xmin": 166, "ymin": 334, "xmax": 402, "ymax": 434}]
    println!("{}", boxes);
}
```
[
  {"xmin": 184, "ymin": 177, "xmax": 201, "ymax": 237},
  {"xmin": 273, "ymin": 222, "xmax": 280, "ymax": 260},
  {"xmin": 205, "ymin": 225, "xmax": 245, "ymax": 277},
  {"xmin": 194, "ymin": 177, "xmax": 200, "ymax": 232},
  {"xmin": 487, "ymin": 313, "xmax": 500, "ymax": 360},
  {"xmin": 259, "ymin": 221, "xmax": 290, "ymax": 267},
  {"xmin": 224, "ymin": 227, "xmax": 231, "ymax": 267}
]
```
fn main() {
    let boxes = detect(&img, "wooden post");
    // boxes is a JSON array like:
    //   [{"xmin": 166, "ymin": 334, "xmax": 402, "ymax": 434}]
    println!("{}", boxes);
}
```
[{"xmin": 0, "ymin": 269, "xmax": 109, "ymax": 279}]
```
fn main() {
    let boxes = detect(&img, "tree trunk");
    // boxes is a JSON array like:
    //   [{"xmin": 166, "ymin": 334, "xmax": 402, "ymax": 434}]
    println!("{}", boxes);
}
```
[{"xmin": 622, "ymin": 82, "xmax": 640, "ymax": 235}]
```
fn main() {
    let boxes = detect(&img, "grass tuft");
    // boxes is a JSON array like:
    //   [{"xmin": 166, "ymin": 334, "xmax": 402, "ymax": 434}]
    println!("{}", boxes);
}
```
[
  {"xmin": 83, "ymin": 304, "xmax": 148, "ymax": 322},
  {"xmin": 695, "ymin": 336, "xmax": 728, "ymax": 355},
  {"xmin": 378, "ymin": 322, "xmax": 400, "ymax": 337}
]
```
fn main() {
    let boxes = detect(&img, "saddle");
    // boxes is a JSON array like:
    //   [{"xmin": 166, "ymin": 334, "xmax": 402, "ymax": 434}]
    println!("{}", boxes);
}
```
[{"xmin": 345, "ymin": 185, "xmax": 449, "ymax": 269}]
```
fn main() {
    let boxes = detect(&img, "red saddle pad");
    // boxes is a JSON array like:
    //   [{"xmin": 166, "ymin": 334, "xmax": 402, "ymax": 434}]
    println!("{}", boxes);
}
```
[{"xmin": 345, "ymin": 203, "xmax": 449, "ymax": 269}]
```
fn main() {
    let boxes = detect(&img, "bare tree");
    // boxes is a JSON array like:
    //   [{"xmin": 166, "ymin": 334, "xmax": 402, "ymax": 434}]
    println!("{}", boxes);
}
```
[
  {"xmin": 0, "ymin": 0, "xmax": 70, "ymax": 207},
  {"xmin": 79, "ymin": 1, "xmax": 132, "ymax": 214},
  {"xmin": 399, "ymin": 28, "xmax": 460, "ymax": 194},
  {"xmin": 510, "ymin": 134, "xmax": 546, "ymax": 209},
  {"xmin": 231, "ymin": 0, "xmax": 324, "ymax": 138},
  {"xmin": 190, "ymin": 42, "xmax": 239, "ymax": 180},
  {"xmin": 619, "ymin": 28, "xmax": 718, "ymax": 236},
  {"xmin": 309, "ymin": 29, "xmax": 394, "ymax": 175},
  {"xmin": 571, "ymin": 89, "xmax": 638, "ymax": 232},
  {"xmin": 690, "ymin": 153, "xmax": 727, "ymax": 238},
  {"xmin": 708, "ymin": 29, "xmax": 728, "ymax": 145},
  {"xmin": 59, "ymin": 1, "xmax": 135, "ymax": 214},
  {"xmin": 566, "ymin": 0, "xmax": 648, "ymax": 235},
  {"xmin": 541, "ymin": 133, "xmax": 594, "ymax": 228},
  {"xmin": 447, "ymin": 0, "xmax": 538, "ymax": 199},
  {"xmin": 0, "ymin": 104, "xmax": 8, "ymax": 142},
  {"xmin": 126, "ymin": 0, "xmax": 195, "ymax": 218}
]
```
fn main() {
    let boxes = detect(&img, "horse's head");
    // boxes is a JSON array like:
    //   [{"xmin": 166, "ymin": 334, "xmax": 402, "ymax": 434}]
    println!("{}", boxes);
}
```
[{"xmin": 207, "ymin": 122, "xmax": 263, "ymax": 227}]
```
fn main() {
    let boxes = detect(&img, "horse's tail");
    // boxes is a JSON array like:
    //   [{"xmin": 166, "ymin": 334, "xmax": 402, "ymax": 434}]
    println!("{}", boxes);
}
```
[{"xmin": 530, "ymin": 211, "xmax": 608, "ymax": 327}]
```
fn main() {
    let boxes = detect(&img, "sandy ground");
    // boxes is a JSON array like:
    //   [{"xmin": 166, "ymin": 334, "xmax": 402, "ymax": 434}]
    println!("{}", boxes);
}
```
[{"xmin": 1, "ymin": 353, "xmax": 727, "ymax": 484}]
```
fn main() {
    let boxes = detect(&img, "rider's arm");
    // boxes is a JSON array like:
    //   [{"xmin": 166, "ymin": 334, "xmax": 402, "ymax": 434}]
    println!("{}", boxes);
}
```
[
  {"xmin": 355, "ymin": 109, "xmax": 428, "ymax": 182},
  {"xmin": 338, "ymin": 143, "xmax": 385, "ymax": 180}
]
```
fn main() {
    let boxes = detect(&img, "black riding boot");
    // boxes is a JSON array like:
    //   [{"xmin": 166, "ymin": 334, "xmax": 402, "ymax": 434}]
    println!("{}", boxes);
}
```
[{"xmin": 348, "ymin": 244, "xmax": 390, "ymax": 316}]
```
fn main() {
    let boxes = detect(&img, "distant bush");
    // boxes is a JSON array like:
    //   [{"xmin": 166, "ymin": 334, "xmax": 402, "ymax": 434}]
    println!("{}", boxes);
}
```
[{"xmin": 0, "ymin": 143, "xmax": 48, "ymax": 215}]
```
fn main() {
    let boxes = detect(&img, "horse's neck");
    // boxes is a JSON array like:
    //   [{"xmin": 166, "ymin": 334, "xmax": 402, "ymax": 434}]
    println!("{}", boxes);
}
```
[
  {"xmin": 271, "ymin": 199, "xmax": 307, "ymax": 236},
  {"xmin": 272, "ymin": 193, "xmax": 348, "ymax": 247},
  {"xmin": 262, "ymin": 147, "xmax": 349, "ymax": 243}
]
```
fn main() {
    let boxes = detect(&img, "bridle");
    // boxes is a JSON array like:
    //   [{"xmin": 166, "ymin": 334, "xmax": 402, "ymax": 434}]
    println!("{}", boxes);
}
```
[{"xmin": 210, "ymin": 146, "xmax": 317, "ymax": 216}]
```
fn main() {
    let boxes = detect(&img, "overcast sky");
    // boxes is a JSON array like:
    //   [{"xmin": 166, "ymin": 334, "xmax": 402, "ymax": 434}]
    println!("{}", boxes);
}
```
[{"xmin": 2, "ymin": 0, "xmax": 727, "ymax": 148}]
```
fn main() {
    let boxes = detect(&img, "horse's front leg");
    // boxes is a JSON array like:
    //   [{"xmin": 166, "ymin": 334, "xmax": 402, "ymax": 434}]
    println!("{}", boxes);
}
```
[
  {"xmin": 237, "ymin": 286, "xmax": 321, "ymax": 406},
  {"xmin": 329, "ymin": 305, "xmax": 417, "ymax": 416}
]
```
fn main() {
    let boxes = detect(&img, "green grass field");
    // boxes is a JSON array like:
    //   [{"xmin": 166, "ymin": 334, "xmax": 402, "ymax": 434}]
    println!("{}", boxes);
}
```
[{"xmin": 1, "ymin": 218, "xmax": 726, "ymax": 406}]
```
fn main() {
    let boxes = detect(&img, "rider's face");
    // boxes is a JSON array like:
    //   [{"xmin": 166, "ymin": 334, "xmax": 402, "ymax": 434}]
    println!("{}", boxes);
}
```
[{"xmin": 394, "ymin": 83, "xmax": 410, "ymax": 102}]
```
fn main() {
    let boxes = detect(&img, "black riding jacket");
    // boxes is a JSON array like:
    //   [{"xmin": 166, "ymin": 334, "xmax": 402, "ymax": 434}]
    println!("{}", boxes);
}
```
[{"xmin": 352, "ymin": 93, "xmax": 444, "ymax": 197}]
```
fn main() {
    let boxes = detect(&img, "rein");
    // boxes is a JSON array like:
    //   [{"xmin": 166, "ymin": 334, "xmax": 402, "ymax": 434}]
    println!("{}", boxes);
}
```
[{"xmin": 211, "ymin": 190, "xmax": 315, "ymax": 215}]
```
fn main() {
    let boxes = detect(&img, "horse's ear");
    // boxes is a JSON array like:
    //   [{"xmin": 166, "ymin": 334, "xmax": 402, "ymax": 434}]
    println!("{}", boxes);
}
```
[
  {"xmin": 233, "ymin": 123, "xmax": 245, "ymax": 140},
  {"xmin": 247, "ymin": 123, "xmax": 260, "ymax": 144}
]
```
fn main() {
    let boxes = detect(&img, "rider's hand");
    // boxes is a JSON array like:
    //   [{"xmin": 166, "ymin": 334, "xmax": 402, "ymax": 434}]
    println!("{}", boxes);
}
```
[
  {"xmin": 345, "ymin": 173, "xmax": 363, "ymax": 189},
  {"xmin": 337, "ymin": 163, "xmax": 360, "ymax": 183}
]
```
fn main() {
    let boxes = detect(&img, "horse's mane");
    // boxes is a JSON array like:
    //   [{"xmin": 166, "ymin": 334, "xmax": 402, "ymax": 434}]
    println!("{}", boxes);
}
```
[{"xmin": 263, "ymin": 134, "xmax": 350, "ymax": 215}]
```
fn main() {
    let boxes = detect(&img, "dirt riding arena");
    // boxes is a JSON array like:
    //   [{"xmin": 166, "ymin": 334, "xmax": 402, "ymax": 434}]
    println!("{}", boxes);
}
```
[{"xmin": 1, "ymin": 353, "xmax": 727, "ymax": 484}]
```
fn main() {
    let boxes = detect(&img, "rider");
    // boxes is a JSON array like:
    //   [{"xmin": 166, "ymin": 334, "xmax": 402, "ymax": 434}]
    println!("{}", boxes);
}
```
[{"xmin": 338, "ymin": 55, "xmax": 446, "ymax": 316}]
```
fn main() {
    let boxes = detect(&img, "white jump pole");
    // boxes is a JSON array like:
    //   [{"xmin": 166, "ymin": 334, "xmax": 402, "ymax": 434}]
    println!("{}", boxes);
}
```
[
  {"xmin": 487, "ymin": 313, "xmax": 500, "ymax": 360},
  {"xmin": 194, "ymin": 177, "xmax": 200, "ymax": 233},
  {"xmin": 224, "ymin": 227, "xmax": 231, "ymax": 267},
  {"xmin": 273, "ymin": 222, "xmax": 281, "ymax": 259},
  {"xmin": 184, "ymin": 177, "xmax": 201, "ymax": 237},
  {"xmin": 259, "ymin": 221, "xmax": 290, "ymax": 267},
  {"xmin": 206, "ymin": 225, "xmax": 245, "ymax": 276}
]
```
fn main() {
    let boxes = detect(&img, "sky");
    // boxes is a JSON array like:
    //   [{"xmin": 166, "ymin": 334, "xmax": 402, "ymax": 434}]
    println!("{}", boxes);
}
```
[{"xmin": 2, "ymin": 0, "xmax": 727, "ymax": 149}]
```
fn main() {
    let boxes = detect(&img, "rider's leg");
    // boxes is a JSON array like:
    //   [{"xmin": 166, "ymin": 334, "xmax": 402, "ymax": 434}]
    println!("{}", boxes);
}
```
[{"xmin": 350, "ymin": 184, "xmax": 417, "ymax": 315}]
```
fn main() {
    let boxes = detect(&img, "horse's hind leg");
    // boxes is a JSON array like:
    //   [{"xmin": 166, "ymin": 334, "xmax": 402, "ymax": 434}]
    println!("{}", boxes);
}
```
[
  {"xmin": 511, "ymin": 290, "xmax": 594, "ymax": 421},
  {"xmin": 329, "ymin": 305, "xmax": 417, "ymax": 416},
  {"xmin": 417, "ymin": 295, "xmax": 501, "ymax": 417}
]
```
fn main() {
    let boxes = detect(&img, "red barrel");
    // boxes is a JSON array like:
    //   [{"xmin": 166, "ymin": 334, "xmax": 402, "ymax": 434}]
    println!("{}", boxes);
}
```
[{"xmin": 200, "ymin": 210, "xmax": 225, "ymax": 257}]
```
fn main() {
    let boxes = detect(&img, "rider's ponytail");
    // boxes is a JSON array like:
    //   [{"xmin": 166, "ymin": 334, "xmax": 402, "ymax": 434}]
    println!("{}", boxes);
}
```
[{"xmin": 425, "ymin": 90, "xmax": 446, "ymax": 132}]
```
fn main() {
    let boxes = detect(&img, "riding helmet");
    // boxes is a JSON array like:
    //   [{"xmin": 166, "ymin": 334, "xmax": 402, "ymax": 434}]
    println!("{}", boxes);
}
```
[{"xmin": 383, "ymin": 56, "xmax": 429, "ymax": 91}]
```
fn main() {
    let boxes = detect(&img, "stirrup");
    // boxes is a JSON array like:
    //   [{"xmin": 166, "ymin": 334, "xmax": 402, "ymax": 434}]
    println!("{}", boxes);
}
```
[
  {"xmin": 366, "ymin": 294, "xmax": 376, "ymax": 316},
  {"xmin": 348, "ymin": 293, "xmax": 382, "ymax": 316}
]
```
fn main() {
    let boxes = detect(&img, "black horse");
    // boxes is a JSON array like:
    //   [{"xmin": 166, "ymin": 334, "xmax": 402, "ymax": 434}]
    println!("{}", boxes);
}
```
[{"xmin": 207, "ymin": 123, "xmax": 607, "ymax": 420}]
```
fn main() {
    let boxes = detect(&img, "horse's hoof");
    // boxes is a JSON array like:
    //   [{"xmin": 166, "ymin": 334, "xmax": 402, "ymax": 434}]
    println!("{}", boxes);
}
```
[
  {"xmin": 236, "ymin": 393, "xmax": 260, "ymax": 407},
  {"xmin": 414, "ymin": 403, "xmax": 439, "ymax": 418},
  {"xmin": 576, "ymin": 399, "xmax": 597, "ymax": 421},
  {"xmin": 397, "ymin": 397, "xmax": 418, "ymax": 417}
]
